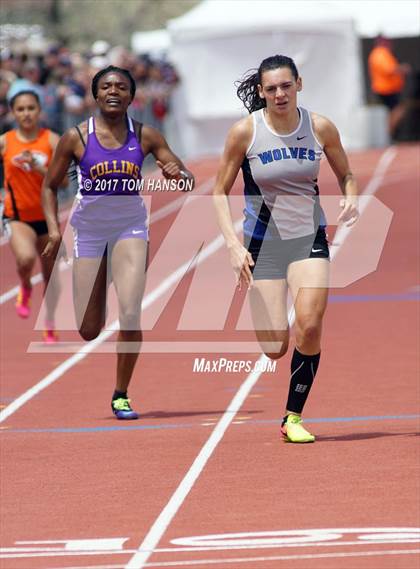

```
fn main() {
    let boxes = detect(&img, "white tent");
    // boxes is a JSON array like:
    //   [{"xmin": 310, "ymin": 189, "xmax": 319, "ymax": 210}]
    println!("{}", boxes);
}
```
[
  {"xmin": 322, "ymin": 0, "xmax": 420, "ymax": 38},
  {"xmin": 167, "ymin": 0, "xmax": 369, "ymax": 158},
  {"xmin": 131, "ymin": 29, "xmax": 171, "ymax": 57},
  {"xmin": 169, "ymin": 1, "xmax": 420, "ymax": 40}
]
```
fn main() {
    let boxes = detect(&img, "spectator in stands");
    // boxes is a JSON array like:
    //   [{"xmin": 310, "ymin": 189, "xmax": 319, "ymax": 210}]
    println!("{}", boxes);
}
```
[
  {"xmin": 368, "ymin": 35, "xmax": 411, "ymax": 137},
  {"xmin": 0, "ymin": 71, "xmax": 15, "ymax": 134},
  {"xmin": 2, "ymin": 42, "xmax": 179, "ymax": 136},
  {"xmin": 8, "ymin": 59, "xmax": 44, "ymax": 105}
]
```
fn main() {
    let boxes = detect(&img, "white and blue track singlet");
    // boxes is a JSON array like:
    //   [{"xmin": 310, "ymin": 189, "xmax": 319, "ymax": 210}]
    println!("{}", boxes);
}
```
[{"xmin": 242, "ymin": 107, "xmax": 327, "ymax": 240}]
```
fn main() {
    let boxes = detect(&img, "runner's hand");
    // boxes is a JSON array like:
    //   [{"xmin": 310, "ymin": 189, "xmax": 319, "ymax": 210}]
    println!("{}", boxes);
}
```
[
  {"xmin": 42, "ymin": 232, "xmax": 68, "ymax": 263},
  {"xmin": 228, "ymin": 241, "xmax": 254, "ymax": 290},
  {"xmin": 156, "ymin": 160, "xmax": 183, "ymax": 180},
  {"xmin": 338, "ymin": 195, "xmax": 359, "ymax": 226}
]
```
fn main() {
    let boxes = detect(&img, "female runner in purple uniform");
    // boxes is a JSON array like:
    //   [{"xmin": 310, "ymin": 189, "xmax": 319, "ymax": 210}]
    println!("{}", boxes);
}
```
[{"xmin": 42, "ymin": 66, "xmax": 194, "ymax": 419}]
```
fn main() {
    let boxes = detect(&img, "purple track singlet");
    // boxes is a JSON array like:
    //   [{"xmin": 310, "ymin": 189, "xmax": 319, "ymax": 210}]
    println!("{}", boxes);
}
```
[{"xmin": 71, "ymin": 115, "xmax": 148, "ymax": 234}]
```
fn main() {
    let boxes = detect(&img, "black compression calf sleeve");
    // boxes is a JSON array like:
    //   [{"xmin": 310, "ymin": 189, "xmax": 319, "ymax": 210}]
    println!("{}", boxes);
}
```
[{"xmin": 285, "ymin": 348, "xmax": 320, "ymax": 414}]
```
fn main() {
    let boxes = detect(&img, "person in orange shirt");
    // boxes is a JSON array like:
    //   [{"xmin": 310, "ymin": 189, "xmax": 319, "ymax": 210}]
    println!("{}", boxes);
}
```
[
  {"xmin": 368, "ymin": 35, "xmax": 411, "ymax": 136},
  {"xmin": 0, "ymin": 90, "xmax": 62, "ymax": 342}
]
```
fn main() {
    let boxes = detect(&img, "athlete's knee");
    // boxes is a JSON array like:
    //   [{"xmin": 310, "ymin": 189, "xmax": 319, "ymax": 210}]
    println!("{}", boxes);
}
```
[
  {"xmin": 118, "ymin": 308, "xmax": 140, "ymax": 331},
  {"xmin": 296, "ymin": 318, "xmax": 322, "ymax": 345},
  {"xmin": 263, "ymin": 339, "xmax": 289, "ymax": 360},
  {"xmin": 16, "ymin": 254, "xmax": 36, "ymax": 273},
  {"xmin": 119, "ymin": 329, "xmax": 143, "ymax": 340},
  {"xmin": 78, "ymin": 323, "xmax": 102, "ymax": 341}
]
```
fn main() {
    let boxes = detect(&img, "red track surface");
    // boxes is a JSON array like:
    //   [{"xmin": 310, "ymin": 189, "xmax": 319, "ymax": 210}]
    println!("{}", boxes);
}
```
[{"xmin": 0, "ymin": 145, "xmax": 419, "ymax": 569}]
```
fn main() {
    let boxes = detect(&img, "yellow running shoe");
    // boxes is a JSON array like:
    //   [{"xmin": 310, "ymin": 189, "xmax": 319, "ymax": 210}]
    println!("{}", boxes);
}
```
[
  {"xmin": 111, "ymin": 397, "xmax": 139, "ymax": 420},
  {"xmin": 281, "ymin": 413, "xmax": 315, "ymax": 443}
]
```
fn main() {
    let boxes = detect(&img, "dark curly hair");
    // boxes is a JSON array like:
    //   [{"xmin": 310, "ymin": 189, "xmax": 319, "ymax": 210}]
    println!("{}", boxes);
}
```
[
  {"xmin": 91, "ymin": 65, "xmax": 136, "ymax": 100},
  {"xmin": 236, "ymin": 55, "xmax": 299, "ymax": 114}
]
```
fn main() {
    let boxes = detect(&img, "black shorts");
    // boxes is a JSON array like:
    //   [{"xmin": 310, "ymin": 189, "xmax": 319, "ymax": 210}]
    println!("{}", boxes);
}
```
[
  {"xmin": 377, "ymin": 93, "xmax": 401, "ymax": 110},
  {"xmin": 3, "ymin": 217, "xmax": 49, "ymax": 237},
  {"xmin": 245, "ymin": 227, "xmax": 330, "ymax": 280}
]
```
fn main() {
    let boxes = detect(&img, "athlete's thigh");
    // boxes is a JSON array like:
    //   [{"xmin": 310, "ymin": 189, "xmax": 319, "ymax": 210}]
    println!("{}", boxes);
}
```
[
  {"xmin": 287, "ymin": 258, "xmax": 329, "ymax": 318},
  {"xmin": 110, "ymin": 238, "xmax": 148, "ymax": 311},
  {"xmin": 248, "ymin": 279, "xmax": 289, "ymax": 356},
  {"xmin": 8, "ymin": 221, "xmax": 38, "ymax": 262},
  {"xmin": 72, "ymin": 255, "xmax": 108, "ymax": 327}
]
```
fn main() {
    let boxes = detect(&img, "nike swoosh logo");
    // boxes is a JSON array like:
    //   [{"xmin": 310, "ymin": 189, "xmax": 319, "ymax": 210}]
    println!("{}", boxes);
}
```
[
  {"xmin": 311, "ymin": 248, "xmax": 323, "ymax": 253},
  {"xmin": 297, "ymin": 136, "xmax": 307, "ymax": 140},
  {"xmin": 128, "ymin": 146, "xmax": 137, "ymax": 151},
  {"xmin": 132, "ymin": 230, "xmax": 143, "ymax": 234}
]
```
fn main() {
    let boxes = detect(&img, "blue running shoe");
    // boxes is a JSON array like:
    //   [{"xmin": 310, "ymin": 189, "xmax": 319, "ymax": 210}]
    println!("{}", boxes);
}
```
[{"xmin": 111, "ymin": 397, "xmax": 139, "ymax": 420}]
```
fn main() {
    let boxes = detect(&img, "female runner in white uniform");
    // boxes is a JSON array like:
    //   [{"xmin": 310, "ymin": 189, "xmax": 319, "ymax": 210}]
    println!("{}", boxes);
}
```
[{"xmin": 213, "ymin": 55, "xmax": 359, "ymax": 443}]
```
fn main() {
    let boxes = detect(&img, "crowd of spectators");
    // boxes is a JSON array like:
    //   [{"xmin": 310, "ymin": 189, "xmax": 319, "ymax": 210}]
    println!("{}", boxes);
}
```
[{"xmin": 0, "ymin": 40, "xmax": 179, "ymax": 135}]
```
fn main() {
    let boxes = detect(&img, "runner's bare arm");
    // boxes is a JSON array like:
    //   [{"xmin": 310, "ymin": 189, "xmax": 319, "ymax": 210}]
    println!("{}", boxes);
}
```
[
  {"xmin": 213, "ymin": 118, "xmax": 251, "ymax": 245},
  {"xmin": 312, "ymin": 113, "xmax": 359, "ymax": 226},
  {"xmin": 49, "ymin": 131, "xmax": 69, "ymax": 187},
  {"xmin": 213, "ymin": 117, "xmax": 255, "ymax": 288},
  {"xmin": 142, "ymin": 125, "xmax": 195, "ymax": 185},
  {"xmin": 41, "ymin": 129, "xmax": 78, "ymax": 256}
]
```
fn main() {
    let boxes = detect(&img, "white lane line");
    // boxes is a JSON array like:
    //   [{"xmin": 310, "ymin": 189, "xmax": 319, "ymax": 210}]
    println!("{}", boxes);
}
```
[
  {"xmin": 0, "ymin": 550, "xmax": 138, "ymax": 559},
  {"xmin": 144, "ymin": 548, "xmax": 420, "ymax": 566},
  {"xmin": 143, "ymin": 537, "xmax": 420, "ymax": 553},
  {"xmin": 125, "ymin": 146, "xmax": 398, "ymax": 569},
  {"xmin": 0, "ymin": 260, "xmax": 71, "ymax": 305},
  {"xmin": 331, "ymin": 145, "xmax": 397, "ymax": 248},
  {"xmin": 39, "ymin": 565, "xmax": 126, "ymax": 569},
  {"xmin": 13, "ymin": 535, "xmax": 418, "ymax": 556},
  {"xmin": 0, "ymin": 178, "xmax": 214, "ymax": 305},
  {"xmin": 0, "ymin": 205, "xmax": 74, "ymax": 304},
  {"xmin": 149, "ymin": 177, "xmax": 214, "ymax": 224},
  {"xmin": 25, "ymin": 548, "xmax": 420, "ymax": 568},
  {"xmin": 364, "ymin": 146, "xmax": 398, "ymax": 195},
  {"xmin": 0, "ymin": 273, "xmax": 43, "ymax": 305},
  {"xmin": 126, "ymin": 355, "xmax": 267, "ymax": 569},
  {"xmin": 0, "ymin": 219, "xmax": 241, "ymax": 424}
]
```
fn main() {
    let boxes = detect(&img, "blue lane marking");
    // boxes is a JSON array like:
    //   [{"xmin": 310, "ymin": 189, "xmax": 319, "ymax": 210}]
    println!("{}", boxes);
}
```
[
  {"xmin": 329, "ymin": 292, "xmax": 419, "ymax": 303},
  {"xmin": 2, "ymin": 422, "xmax": 198, "ymax": 434},
  {"xmin": 2, "ymin": 414, "xmax": 419, "ymax": 434}
]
